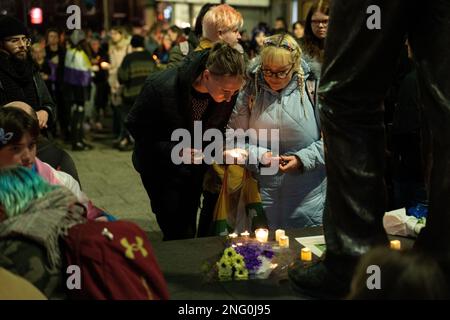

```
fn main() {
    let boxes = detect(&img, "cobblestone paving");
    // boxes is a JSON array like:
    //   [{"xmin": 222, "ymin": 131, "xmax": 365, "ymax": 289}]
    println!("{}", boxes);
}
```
[{"xmin": 63, "ymin": 134, "xmax": 163, "ymax": 241}]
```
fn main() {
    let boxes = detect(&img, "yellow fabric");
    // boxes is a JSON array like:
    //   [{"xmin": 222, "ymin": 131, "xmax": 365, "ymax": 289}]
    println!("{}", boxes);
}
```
[
  {"xmin": 212, "ymin": 168, "xmax": 229, "ymax": 232},
  {"xmin": 195, "ymin": 37, "xmax": 213, "ymax": 52},
  {"xmin": 212, "ymin": 167, "xmax": 263, "ymax": 234},
  {"xmin": 0, "ymin": 267, "xmax": 47, "ymax": 300},
  {"xmin": 211, "ymin": 166, "xmax": 235, "ymax": 235},
  {"xmin": 203, "ymin": 164, "xmax": 245, "ymax": 194},
  {"xmin": 240, "ymin": 170, "xmax": 263, "ymax": 205}
]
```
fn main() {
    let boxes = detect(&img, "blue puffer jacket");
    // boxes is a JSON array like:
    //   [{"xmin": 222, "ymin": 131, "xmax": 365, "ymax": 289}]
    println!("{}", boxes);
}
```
[{"xmin": 227, "ymin": 56, "xmax": 326, "ymax": 229}]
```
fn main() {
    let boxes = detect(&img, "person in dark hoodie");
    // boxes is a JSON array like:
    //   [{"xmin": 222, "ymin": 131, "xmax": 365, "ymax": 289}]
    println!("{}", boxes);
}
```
[
  {"xmin": 0, "ymin": 15, "xmax": 55, "ymax": 132},
  {"xmin": 117, "ymin": 35, "xmax": 157, "ymax": 151},
  {"xmin": 45, "ymin": 28, "xmax": 67, "ymax": 140},
  {"xmin": 126, "ymin": 42, "xmax": 245, "ymax": 240}
]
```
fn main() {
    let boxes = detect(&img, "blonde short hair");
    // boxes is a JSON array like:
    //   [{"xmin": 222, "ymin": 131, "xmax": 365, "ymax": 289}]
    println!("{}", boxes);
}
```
[{"xmin": 202, "ymin": 4, "xmax": 243, "ymax": 42}]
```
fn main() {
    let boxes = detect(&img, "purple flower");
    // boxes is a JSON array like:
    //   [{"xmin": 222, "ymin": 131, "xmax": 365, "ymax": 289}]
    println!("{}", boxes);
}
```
[{"xmin": 232, "ymin": 242, "xmax": 272, "ymax": 272}]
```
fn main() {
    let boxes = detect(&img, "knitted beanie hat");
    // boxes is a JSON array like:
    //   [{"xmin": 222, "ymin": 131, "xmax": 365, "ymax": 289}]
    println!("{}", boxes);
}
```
[{"xmin": 0, "ymin": 15, "xmax": 28, "ymax": 40}]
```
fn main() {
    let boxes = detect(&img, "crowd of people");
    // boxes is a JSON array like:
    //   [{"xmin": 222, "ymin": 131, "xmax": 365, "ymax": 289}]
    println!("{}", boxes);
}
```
[
  {"xmin": 2, "ymin": 6, "xmax": 309, "ymax": 153},
  {"xmin": 0, "ymin": 0, "xmax": 449, "ymax": 300}
]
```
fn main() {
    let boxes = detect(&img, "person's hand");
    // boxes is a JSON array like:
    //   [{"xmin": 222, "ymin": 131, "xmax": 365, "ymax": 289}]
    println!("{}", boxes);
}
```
[
  {"xmin": 179, "ymin": 148, "xmax": 204, "ymax": 164},
  {"xmin": 279, "ymin": 155, "xmax": 303, "ymax": 173},
  {"xmin": 92, "ymin": 65, "xmax": 100, "ymax": 72},
  {"xmin": 36, "ymin": 110, "xmax": 49, "ymax": 129},
  {"xmin": 40, "ymin": 72, "xmax": 49, "ymax": 81},
  {"xmin": 260, "ymin": 152, "xmax": 280, "ymax": 167},
  {"xmin": 223, "ymin": 148, "xmax": 248, "ymax": 164}
]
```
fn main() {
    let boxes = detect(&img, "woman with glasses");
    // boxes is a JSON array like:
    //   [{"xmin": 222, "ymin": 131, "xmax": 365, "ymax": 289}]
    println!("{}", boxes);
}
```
[
  {"xmin": 299, "ymin": 0, "xmax": 330, "ymax": 64},
  {"xmin": 227, "ymin": 33, "xmax": 326, "ymax": 229}
]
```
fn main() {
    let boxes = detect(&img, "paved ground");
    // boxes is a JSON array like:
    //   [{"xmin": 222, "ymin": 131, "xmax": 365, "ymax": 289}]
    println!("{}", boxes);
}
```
[{"xmin": 62, "ymin": 131, "xmax": 164, "ymax": 241}]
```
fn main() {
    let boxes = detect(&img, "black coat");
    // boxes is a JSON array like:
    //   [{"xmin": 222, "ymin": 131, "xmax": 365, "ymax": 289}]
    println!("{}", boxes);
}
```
[
  {"xmin": 126, "ymin": 49, "xmax": 237, "ymax": 177},
  {"xmin": 0, "ymin": 52, "xmax": 56, "ymax": 126}
]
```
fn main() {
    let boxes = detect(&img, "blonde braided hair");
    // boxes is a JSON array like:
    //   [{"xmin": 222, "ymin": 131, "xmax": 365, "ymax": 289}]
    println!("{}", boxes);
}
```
[{"xmin": 258, "ymin": 33, "xmax": 307, "ymax": 118}]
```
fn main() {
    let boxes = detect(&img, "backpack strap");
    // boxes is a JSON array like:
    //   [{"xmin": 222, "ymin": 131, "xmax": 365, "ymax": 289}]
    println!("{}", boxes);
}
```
[
  {"xmin": 306, "ymin": 76, "xmax": 321, "ymax": 131},
  {"xmin": 306, "ymin": 77, "xmax": 318, "ymax": 108}
]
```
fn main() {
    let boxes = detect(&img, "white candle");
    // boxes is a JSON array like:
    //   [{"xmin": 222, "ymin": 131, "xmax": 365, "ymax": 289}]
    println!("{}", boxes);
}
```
[
  {"xmin": 275, "ymin": 229, "xmax": 285, "ymax": 242},
  {"xmin": 228, "ymin": 233, "xmax": 238, "ymax": 239},
  {"xmin": 100, "ymin": 61, "xmax": 110, "ymax": 69},
  {"xmin": 301, "ymin": 247, "xmax": 312, "ymax": 261},
  {"xmin": 279, "ymin": 235, "xmax": 289, "ymax": 248},
  {"xmin": 240, "ymin": 231, "xmax": 250, "ymax": 238},
  {"xmin": 229, "ymin": 150, "xmax": 241, "ymax": 158},
  {"xmin": 390, "ymin": 240, "xmax": 401, "ymax": 250},
  {"xmin": 255, "ymin": 228, "xmax": 269, "ymax": 243},
  {"xmin": 193, "ymin": 150, "xmax": 204, "ymax": 164}
]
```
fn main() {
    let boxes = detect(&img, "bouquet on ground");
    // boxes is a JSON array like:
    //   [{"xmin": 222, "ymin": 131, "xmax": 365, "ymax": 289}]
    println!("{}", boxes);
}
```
[{"xmin": 205, "ymin": 241, "xmax": 277, "ymax": 281}]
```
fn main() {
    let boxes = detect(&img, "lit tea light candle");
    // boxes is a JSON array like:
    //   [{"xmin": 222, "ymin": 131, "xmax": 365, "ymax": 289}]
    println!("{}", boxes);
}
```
[
  {"xmin": 240, "ymin": 231, "xmax": 250, "ymax": 238},
  {"xmin": 301, "ymin": 247, "xmax": 312, "ymax": 261},
  {"xmin": 228, "ymin": 233, "xmax": 238, "ymax": 239},
  {"xmin": 100, "ymin": 61, "xmax": 110, "ymax": 69},
  {"xmin": 236, "ymin": 242, "xmax": 243, "ymax": 246},
  {"xmin": 255, "ymin": 228, "xmax": 269, "ymax": 242},
  {"xmin": 279, "ymin": 235, "xmax": 289, "ymax": 248},
  {"xmin": 275, "ymin": 229, "xmax": 285, "ymax": 242},
  {"xmin": 390, "ymin": 240, "xmax": 401, "ymax": 250},
  {"xmin": 229, "ymin": 150, "xmax": 241, "ymax": 158}
]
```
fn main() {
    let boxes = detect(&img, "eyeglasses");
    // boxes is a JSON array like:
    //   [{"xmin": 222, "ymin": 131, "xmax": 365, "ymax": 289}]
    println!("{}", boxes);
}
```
[
  {"xmin": 261, "ymin": 64, "xmax": 295, "ymax": 79},
  {"xmin": 263, "ymin": 36, "xmax": 296, "ymax": 52},
  {"xmin": 311, "ymin": 19, "xmax": 329, "ymax": 26},
  {"xmin": 4, "ymin": 36, "xmax": 32, "ymax": 47}
]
